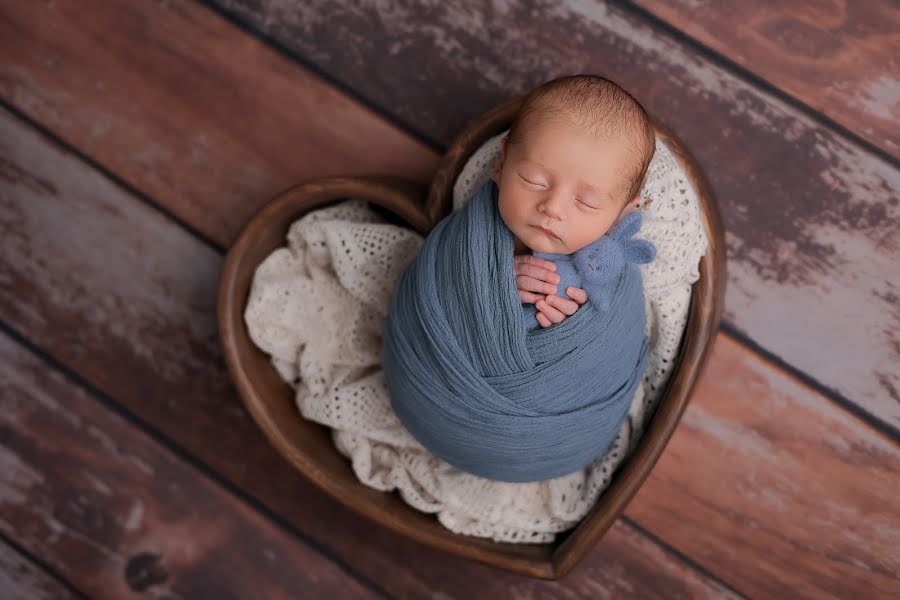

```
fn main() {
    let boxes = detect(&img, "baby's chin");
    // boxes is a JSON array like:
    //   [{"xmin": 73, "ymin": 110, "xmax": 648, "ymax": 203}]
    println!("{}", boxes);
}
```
[
  {"xmin": 521, "ymin": 229, "xmax": 612, "ymax": 256},
  {"xmin": 518, "ymin": 229, "xmax": 568, "ymax": 255}
]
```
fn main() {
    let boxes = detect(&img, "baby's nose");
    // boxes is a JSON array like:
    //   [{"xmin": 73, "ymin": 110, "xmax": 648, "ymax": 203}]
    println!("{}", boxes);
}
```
[{"xmin": 538, "ymin": 196, "xmax": 565, "ymax": 219}]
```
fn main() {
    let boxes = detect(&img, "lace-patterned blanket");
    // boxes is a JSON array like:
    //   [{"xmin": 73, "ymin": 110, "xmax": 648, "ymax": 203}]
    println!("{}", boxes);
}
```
[{"xmin": 244, "ymin": 133, "xmax": 708, "ymax": 543}]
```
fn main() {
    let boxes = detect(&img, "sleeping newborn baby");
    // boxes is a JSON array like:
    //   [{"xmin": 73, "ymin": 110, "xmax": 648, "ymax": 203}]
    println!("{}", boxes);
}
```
[
  {"xmin": 489, "ymin": 75, "xmax": 657, "ymax": 330},
  {"xmin": 383, "ymin": 74, "xmax": 658, "ymax": 482}
]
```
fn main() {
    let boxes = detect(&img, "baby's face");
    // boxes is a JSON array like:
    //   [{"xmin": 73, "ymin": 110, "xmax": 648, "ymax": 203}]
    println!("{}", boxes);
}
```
[{"xmin": 493, "ymin": 116, "xmax": 639, "ymax": 255}]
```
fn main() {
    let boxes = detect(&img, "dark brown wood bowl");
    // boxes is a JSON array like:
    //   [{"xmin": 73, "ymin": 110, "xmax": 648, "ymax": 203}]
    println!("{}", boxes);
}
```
[{"xmin": 217, "ymin": 97, "xmax": 727, "ymax": 580}]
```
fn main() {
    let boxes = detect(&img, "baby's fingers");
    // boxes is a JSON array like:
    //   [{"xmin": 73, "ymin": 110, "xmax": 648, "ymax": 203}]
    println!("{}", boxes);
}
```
[
  {"xmin": 515, "ymin": 274, "xmax": 558, "ymax": 296},
  {"xmin": 565, "ymin": 287, "xmax": 588, "ymax": 304},
  {"xmin": 535, "ymin": 298, "xmax": 566, "ymax": 324},
  {"xmin": 536, "ymin": 311, "xmax": 552, "ymax": 328},
  {"xmin": 518, "ymin": 289, "xmax": 545, "ymax": 304},
  {"xmin": 514, "ymin": 254, "xmax": 557, "ymax": 274},
  {"xmin": 544, "ymin": 294, "xmax": 579, "ymax": 316},
  {"xmin": 514, "ymin": 261, "xmax": 560, "ymax": 284}
]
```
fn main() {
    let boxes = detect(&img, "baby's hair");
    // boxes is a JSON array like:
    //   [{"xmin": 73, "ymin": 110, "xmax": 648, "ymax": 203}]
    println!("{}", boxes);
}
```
[{"xmin": 506, "ymin": 74, "xmax": 656, "ymax": 206}]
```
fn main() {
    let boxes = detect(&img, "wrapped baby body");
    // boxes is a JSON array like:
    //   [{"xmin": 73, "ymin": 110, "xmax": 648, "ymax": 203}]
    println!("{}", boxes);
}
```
[{"xmin": 383, "ymin": 179, "xmax": 656, "ymax": 483}]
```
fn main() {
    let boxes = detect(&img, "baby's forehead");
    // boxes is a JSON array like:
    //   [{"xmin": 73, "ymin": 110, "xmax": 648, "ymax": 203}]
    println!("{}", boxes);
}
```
[
  {"xmin": 516, "ymin": 111, "xmax": 641, "ymax": 193},
  {"xmin": 525, "ymin": 104, "xmax": 638, "ymax": 141},
  {"xmin": 519, "ymin": 117, "xmax": 637, "ymax": 157}
]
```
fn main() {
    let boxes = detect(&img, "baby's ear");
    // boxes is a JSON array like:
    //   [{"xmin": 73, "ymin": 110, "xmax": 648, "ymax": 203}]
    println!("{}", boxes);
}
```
[{"xmin": 625, "ymin": 194, "xmax": 641, "ymax": 211}]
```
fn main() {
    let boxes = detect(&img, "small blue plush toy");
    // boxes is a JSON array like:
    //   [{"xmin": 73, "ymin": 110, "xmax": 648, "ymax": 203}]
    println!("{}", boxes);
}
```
[{"xmin": 522, "ymin": 210, "xmax": 656, "ymax": 331}]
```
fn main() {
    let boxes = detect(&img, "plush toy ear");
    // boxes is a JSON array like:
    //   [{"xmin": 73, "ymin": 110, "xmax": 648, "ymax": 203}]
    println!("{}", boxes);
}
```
[
  {"xmin": 624, "ymin": 239, "xmax": 656, "ymax": 264},
  {"xmin": 611, "ymin": 210, "xmax": 642, "ymax": 241}
]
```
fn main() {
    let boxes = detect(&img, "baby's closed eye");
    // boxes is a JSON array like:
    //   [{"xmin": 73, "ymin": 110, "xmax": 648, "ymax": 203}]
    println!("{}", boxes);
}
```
[{"xmin": 518, "ymin": 173, "xmax": 547, "ymax": 188}]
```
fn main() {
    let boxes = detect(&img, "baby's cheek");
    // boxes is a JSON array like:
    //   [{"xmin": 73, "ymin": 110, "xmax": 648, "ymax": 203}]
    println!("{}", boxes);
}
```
[{"xmin": 498, "ymin": 197, "xmax": 524, "ymax": 229}]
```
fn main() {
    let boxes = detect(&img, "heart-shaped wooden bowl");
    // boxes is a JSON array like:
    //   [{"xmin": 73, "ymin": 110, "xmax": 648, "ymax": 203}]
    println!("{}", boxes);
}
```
[{"xmin": 217, "ymin": 97, "xmax": 726, "ymax": 580}]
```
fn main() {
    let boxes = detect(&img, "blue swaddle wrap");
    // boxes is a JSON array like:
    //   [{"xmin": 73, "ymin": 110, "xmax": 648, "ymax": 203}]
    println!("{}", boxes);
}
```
[{"xmin": 382, "ymin": 179, "xmax": 656, "ymax": 482}]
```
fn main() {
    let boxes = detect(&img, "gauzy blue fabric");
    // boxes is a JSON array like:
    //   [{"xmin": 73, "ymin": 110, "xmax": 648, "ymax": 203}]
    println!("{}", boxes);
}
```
[{"xmin": 382, "ymin": 179, "xmax": 655, "ymax": 483}]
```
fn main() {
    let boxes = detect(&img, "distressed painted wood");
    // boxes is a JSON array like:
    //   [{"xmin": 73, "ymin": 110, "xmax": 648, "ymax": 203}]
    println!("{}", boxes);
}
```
[
  {"xmin": 630, "ymin": 335, "xmax": 900, "ymax": 598},
  {"xmin": 2, "ymin": 102, "xmax": 896, "ymax": 596},
  {"xmin": 630, "ymin": 0, "xmax": 900, "ymax": 158},
  {"xmin": 0, "ymin": 539, "xmax": 81, "ymax": 600},
  {"xmin": 0, "ymin": 111, "xmax": 740, "ymax": 598},
  {"xmin": 208, "ymin": 0, "xmax": 900, "ymax": 433},
  {"xmin": 0, "ymin": 333, "xmax": 381, "ymax": 599},
  {"xmin": 2, "ymin": 0, "xmax": 897, "ymax": 592},
  {"xmin": 0, "ymin": 0, "xmax": 437, "ymax": 248},
  {"xmin": 555, "ymin": 522, "xmax": 742, "ymax": 598}
]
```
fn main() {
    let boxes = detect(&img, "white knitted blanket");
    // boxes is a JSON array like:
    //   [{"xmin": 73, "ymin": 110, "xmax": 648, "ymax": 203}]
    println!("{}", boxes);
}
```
[{"xmin": 244, "ymin": 133, "xmax": 708, "ymax": 543}]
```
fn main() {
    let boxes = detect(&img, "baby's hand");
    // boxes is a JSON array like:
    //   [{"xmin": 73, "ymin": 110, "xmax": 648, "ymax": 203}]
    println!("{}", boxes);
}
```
[
  {"xmin": 513, "ymin": 254, "xmax": 560, "ymax": 303},
  {"xmin": 535, "ymin": 287, "xmax": 588, "ymax": 328}
]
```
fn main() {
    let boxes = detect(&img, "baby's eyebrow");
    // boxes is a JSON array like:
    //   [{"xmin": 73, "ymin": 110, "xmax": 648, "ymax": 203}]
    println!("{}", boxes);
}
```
[
  {"xmin": 519, "ymin": 157, "xmax": 548, "ymax": 170},
  {"xmin": 577, "ymin": 180, "xmax": 614, "ymax": 203}
]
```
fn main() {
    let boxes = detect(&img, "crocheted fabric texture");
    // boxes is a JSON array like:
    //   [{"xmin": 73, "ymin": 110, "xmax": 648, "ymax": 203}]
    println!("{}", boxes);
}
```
[{"xmin": 244, "ymin": 133, "xmax": 708, "ymax": 543}]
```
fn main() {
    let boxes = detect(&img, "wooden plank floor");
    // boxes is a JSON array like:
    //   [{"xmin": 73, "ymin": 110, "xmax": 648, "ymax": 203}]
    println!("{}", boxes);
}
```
[{"xmin": 2, "ymin": 1, "xmax": 897, "ymax": 598}]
